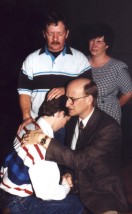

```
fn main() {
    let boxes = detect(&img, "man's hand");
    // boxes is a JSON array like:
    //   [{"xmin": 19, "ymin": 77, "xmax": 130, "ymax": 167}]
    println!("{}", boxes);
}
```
[
  {"xmin": 19, "ymin": 94, "xmax": 32, "ymax": 133},
  {"xmin": 17, "ymin": 117, "xmax": 34, "ymax": 133},
  {"xmin": 62, "ymin": 173, "xmax": 73, "ymax": 187},
  {"xmin": 22, "ymin": 129, "xmax": 44, "ymax": 146},
  {"xmin": 47, "ymin": 87, "xmax": 65, "ymax": 100}
]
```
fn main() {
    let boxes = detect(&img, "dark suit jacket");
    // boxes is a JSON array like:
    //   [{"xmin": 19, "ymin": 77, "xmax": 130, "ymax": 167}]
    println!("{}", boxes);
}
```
[{"xmin": 46, "ymin": 107, "xmax": 128, "ymax": 213}]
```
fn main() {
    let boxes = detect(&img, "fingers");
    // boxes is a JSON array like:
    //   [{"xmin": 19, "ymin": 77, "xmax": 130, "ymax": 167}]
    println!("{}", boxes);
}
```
[
  {"xmin": 23, "ymin": 134, "xmax": 28, "ymax": 141},
  {"xmin": 62, "ymin": 174, "xmax": 73, "ymax": 187},
  {"xmin": 21, "ymin": 133, "xmax": 28, "ymax": 143},
  {"xmin": 21, "ymin": 129, "xmax": 43, "ymax": 146},
  {"xmin": 21, "ymin": 131, "xmax": 31, "ymax": 145},
  {"xmin": 47, "ymin": 89, "xmax": 58, "ymax": 100},
  {"xmin": 21, "ymin": 135, "xmax": 27, "ymax": 146},
  {"xmin": 21, "ymin": 133, "xmax": 32, "ymax": 147},
  {"xmin": 27, "ymin": 130, "xmax": 31, "ymax": 134},
  {"xmin": 17, "ymin": 124, "xmax": 24, "ymax": 134},
  {"xmin": 47, "ymin": 88, "xmax": 65, "ymax": 100},
  {"xmin": 17, "ymin": 118, "xmax": 33, "ymax": 134}
]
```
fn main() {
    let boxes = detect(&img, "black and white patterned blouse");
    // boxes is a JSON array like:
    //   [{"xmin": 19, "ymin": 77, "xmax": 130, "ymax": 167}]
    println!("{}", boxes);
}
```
[{"xmin": 91, "ymin": 58, "xmax": 132, "ymax": 124}]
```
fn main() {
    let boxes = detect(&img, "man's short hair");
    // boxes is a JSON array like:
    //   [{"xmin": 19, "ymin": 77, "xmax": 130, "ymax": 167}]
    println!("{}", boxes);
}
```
[
  {"xmin": 38, "ymin": 95, "xmax": 69, "ymax": 117},
  {"xmin": 84, "ymin": 81, "xmax": 98, "ymax": 106},
  {"xmin": 43, "ymin": 11, "xmax": 69, "ymax": 32}
]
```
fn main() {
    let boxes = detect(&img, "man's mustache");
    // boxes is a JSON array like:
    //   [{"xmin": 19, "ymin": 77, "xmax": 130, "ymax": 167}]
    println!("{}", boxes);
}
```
[{"xmin": 51, "ymin": 41, "xmax": 60, "ymax": 45}]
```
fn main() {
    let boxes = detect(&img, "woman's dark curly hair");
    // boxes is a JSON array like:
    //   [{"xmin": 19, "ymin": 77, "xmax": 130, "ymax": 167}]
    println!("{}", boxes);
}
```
[{"xmin": 88, "ymin": 23, "xmax": 114, "ymax": 51}]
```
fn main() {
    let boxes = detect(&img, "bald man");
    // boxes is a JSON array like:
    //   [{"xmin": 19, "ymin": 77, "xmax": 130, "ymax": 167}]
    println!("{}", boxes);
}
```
[{"xmin": 24, "ymin": 78, "xmax": 129, "ymax": 214}]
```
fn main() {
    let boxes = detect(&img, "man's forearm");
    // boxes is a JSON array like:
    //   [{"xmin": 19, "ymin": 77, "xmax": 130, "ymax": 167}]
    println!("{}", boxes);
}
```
[{"xmin": 19, "ymin": 94, "xmax": 31, "ymax": 120}]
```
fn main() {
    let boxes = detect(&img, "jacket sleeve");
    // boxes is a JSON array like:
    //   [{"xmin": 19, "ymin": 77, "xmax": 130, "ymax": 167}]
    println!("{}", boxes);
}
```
[{"xmin": 46, "ymin": 122, "xmax": 122, "ymax": 173}]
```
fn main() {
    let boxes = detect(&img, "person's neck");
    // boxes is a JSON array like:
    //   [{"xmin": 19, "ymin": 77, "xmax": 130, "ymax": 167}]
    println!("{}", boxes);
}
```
[
  {"xmin": 42, "ymin": 116, "xmax": 54, "ymax": 130},
  {"xmin": 48, "ymin": 47, "xmax": 64, "ymax": 58},
  {"xmin": 49, "ymin": 50, "xmax": 62, "ymax": 58},
  {"xmin": 79, "ymin": 106, "xmax": 94, "ymax": 120},
  {"xmin": 90, "ymin": 54, "xmax": 110, "ymax": 67}
]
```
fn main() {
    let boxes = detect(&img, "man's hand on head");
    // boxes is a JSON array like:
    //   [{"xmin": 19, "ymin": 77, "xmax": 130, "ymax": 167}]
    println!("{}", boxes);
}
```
[{"xmin": 47, "ymin": 87, "xmax": 65, "ymax": 100}]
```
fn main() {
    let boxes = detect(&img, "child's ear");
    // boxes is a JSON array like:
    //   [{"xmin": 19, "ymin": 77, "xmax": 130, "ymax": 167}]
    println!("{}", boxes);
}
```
[
  {"xmin": 54, "ymin": 111, "xmax": 65, "ymax": 118},
  {"xmin": 53, "ymin": 112, "xmax": 59, "ymax": 118}
]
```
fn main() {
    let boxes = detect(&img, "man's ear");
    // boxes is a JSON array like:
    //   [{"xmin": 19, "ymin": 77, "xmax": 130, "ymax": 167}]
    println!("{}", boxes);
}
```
[
  {"xmin": 66, "ymin": 30, "xmax": 69, "ymax": 39},
  {"xmin": 43, "ymin": 30, "xmax": 46, "ymax": 39},
  {"xmin": 54, "ymin": 111, "xmax": 64, "ymax": 118},
  {"xmin": 53, "ymin": 112, "xmax": 59, "ymax": 118},
  {"xmin": 87, "ymin": 95, "xmax": 94, "ymax": 105}
]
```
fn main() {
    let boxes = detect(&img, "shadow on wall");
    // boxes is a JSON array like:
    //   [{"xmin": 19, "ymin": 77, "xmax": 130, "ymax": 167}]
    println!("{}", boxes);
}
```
[
  {"xmin": 71, "ymin": 24, "xmax": 91, "ymax": 55},
  {"xmin": 121, "ymin": 104, "xmax": 132, "ymax": 166},
  {"xmin": 0, "ymin": 90, "xmax": 22, "ymax": 166}
]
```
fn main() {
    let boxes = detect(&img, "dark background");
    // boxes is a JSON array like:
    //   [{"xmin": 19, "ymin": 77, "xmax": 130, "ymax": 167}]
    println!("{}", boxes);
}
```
[{"xmin": 0, "ymin": 0, "xmax": 132, "ymax": 165}]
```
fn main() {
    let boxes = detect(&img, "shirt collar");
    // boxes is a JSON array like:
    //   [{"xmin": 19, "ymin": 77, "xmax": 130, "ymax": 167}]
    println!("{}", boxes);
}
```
[
  {"xmin": 79, "ymin": 108, "xmax": 95, "ymax": 128},
  {"xmin": 39, "ymin": 44, "xmax": 73, "ymax": 55},
  {"xmin": 36, "ymin": 117, "xmax": 54, "ymax": 138}
]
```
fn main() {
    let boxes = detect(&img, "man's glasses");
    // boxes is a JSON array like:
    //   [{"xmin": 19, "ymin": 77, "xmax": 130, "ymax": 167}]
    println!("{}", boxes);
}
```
[{"xmin": 66, "ymin": 96, "xmax": 88, "ymax": 105}]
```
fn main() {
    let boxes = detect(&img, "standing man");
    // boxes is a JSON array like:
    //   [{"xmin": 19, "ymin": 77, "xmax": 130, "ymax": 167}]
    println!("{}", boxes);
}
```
[
  {"xmin": 24, "ymin": 78, "xmax": 129, "ymax": 214},
  {"xmin": 18, "ymin": 11, "xmax": 92, "ymax": 130}
]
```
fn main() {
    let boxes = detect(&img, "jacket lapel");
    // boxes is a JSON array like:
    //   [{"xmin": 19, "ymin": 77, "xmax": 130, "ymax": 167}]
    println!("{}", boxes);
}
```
[
  {"xmin": 65, "ymin": 108, "xmax": 104, "ymax": 149},
  {"xmin": 76, "ymin": 108, "xmax": 104, "ymax": 149}
]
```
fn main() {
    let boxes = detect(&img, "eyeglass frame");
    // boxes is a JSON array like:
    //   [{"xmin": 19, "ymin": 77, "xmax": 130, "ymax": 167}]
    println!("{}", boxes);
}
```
[{"xmin": 66, "ymin": 95, "xmax": 89, "ymax": 104}]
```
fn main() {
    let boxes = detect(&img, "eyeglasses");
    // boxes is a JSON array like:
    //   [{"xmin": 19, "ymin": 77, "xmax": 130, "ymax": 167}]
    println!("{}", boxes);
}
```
[{"xmin": 66, "ymin": 96, "xmax": 88, "ymax": 104}]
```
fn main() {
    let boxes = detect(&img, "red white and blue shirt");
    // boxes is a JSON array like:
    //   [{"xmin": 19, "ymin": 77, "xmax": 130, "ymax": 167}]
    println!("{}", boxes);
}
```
[{"xmin": 0, "ymin": 117, "xmax": 70, "ymax": 200}]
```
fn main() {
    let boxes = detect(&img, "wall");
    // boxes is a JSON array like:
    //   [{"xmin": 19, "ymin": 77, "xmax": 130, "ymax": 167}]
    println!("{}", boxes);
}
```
[{"xmin": 0, "ymin": 0, "xmax": 132, "ymax": 163}]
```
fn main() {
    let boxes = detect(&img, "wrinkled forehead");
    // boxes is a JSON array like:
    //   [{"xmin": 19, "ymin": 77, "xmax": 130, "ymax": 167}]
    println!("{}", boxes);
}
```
[
  {"xmin": 47, "ymin": 22, "xmax": 59, "ymax": 27},
  {"xmin": 46, "ymin": 21, "xmax": 66, "ymax": 30}
]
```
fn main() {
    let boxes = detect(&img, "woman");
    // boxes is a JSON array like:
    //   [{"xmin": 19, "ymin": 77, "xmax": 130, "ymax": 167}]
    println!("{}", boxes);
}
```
[{"xmin": 87, "ymin": 24, "xmax": 132, "ymax": 124}]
